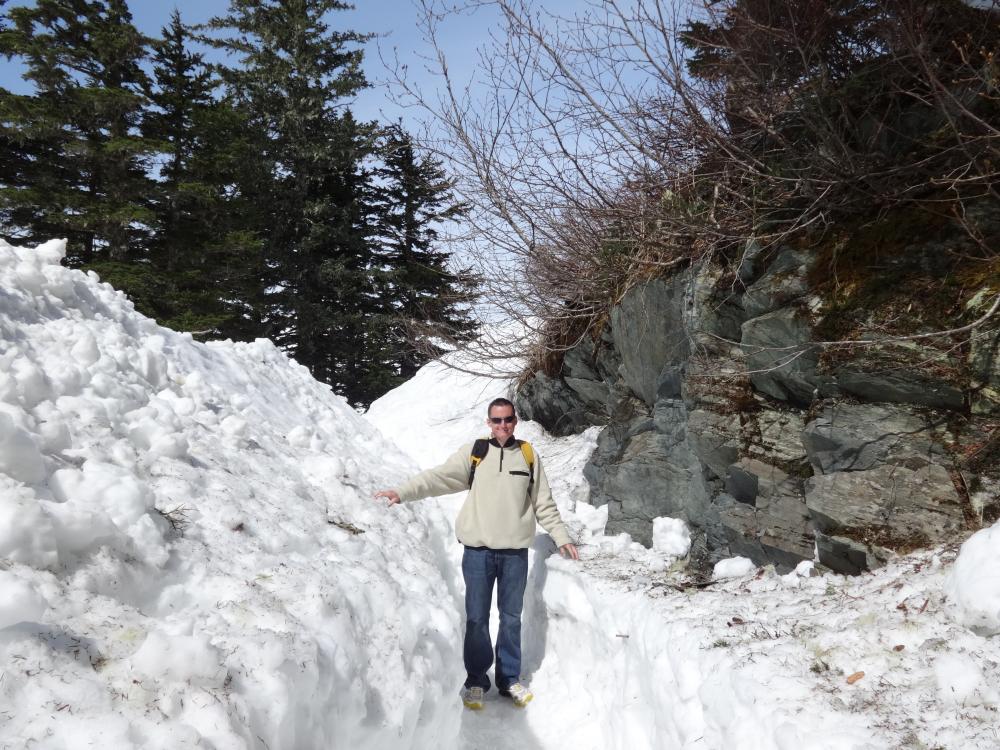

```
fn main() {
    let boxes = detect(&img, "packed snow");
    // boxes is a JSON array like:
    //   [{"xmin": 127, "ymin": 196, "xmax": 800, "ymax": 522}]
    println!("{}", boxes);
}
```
[
  {"xmin": 0, "ymin": 239, "xmax": 460, "ymax": 748},
  {"xmin": 946, "ymin": 523, "xmax": 1000, "ymax": 637},
  {"xmin": 1, "ymin": 237, "xmax": 999, "ymax": 749},
  {"xmin": 712, "ymin": 556, "xmax": 757, "ymax": 580}
]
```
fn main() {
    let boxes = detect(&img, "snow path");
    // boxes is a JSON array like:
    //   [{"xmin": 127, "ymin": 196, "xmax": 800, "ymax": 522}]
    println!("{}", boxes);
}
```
[{"xmin": 365, "ymin": 354, "xmax": 602, "ymax": 749}]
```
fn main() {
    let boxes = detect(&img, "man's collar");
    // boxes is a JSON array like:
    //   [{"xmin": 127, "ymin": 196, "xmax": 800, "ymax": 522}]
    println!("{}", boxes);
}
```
[{"xmin": 489, "ymin": 436, "xmax": 517, "ymax": 448}]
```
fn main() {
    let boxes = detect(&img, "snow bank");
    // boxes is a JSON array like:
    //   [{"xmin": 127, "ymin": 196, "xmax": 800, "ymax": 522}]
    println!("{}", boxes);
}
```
[
  {"xmin": 946, "ymin": 520, "xmax": 1000, "ymax": 636},
  {"xmin": 0, "ymin": 239, "xmax": 462, "ymax": 749},
  {"xmin": 526, "ymin": 545, "xmax": 1000, "ymax": 750},
  {"xmin": 534, "ymin": 557, "xmax": 880, "ymax": 750}
]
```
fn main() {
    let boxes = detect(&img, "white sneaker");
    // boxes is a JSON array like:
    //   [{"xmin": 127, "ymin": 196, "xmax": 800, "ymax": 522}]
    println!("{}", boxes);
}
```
[
  {"xmin": 462, "ymin": 686, "xmax": 485, "ymax": 710},
  {"xmin": 501, "ymin": 682, "xmax": 533, "ymax": 707}
]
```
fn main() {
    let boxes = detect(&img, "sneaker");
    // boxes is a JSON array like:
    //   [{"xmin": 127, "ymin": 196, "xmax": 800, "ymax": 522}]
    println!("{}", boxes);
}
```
[
  {"xmin": 462, "ymin": 686, "xmax": 485, "ymax": 710},
  {"xmin": 500, "ymin": 682, "xmax": 533, "ymax": 707}
]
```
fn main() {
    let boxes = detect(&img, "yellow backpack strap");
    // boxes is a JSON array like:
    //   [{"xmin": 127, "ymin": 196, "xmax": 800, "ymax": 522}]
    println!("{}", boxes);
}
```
[
  {"xmin": 518, "ymin": 440, "xmax": 535, "ymax": 485},
  {"xmin": 469, "ymin": 438, "xmax": 490, "ymax": 486}
]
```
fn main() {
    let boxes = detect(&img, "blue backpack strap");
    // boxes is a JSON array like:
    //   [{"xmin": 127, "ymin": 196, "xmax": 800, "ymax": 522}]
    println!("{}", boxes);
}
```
[{"xmin": 468, "ymin": 438, "xmax": 490, "ymax": 486}]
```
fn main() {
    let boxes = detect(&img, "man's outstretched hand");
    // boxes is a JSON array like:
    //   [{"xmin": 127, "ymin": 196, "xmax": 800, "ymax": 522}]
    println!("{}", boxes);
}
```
[
  {"xmin": 559, "ymin": 543, "xmax": 579, "ymax": 560},
  {"xmin": 374, "ymin": 489, "xmax": 401, "ymax": 506}
]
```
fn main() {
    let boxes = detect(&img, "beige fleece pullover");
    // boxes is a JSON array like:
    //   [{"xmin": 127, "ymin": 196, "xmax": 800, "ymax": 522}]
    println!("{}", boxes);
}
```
[{"xmin": 396, "ymin": 438, "xmax": 572, "ymax": 549}]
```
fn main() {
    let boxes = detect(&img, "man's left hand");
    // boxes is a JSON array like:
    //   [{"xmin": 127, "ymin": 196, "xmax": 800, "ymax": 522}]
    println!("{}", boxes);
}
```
[{"xmin": 559, "ymin": 543, "xmax": 579, "ymax": 560}]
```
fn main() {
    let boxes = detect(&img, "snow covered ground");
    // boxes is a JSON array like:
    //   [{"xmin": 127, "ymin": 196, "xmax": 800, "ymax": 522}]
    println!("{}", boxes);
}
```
[{"xmin": 1, "ymin": 238, "xmax": 999, "ymax": 749}]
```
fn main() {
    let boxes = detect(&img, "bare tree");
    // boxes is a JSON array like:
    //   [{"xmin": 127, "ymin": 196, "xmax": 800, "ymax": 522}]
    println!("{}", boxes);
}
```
[{"xmin": 385, "ymin": 0, "xmax": 1000, "ymax": 377}]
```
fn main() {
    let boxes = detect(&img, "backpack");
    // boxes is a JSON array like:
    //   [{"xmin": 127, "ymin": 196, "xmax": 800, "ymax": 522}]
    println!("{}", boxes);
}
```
[{"xmin": 468, "ymin": 438, "xmax": 534, "ymax": 487}]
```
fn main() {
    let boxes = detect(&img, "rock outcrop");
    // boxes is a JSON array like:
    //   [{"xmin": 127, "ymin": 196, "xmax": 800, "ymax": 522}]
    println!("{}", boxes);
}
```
[{"xmin": 516, "ymin": 248, "xmax": 999, "ymax": 574}]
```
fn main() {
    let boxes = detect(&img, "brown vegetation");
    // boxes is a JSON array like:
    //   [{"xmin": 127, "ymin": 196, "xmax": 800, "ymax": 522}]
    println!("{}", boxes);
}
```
[{"xmin": 389, "ymin": 0, "xmax": 1000, "ymax": 375}]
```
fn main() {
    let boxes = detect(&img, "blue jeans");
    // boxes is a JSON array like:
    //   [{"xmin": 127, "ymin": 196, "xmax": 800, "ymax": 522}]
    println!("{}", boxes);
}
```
[{"xmin": 462, "ymin": 545, "xmax": 528, "ymax": 692}]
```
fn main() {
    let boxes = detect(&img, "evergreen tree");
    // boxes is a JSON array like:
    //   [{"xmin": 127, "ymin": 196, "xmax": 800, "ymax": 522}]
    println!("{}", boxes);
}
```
[
  {"xmin": 681, "ymin": 1, "xmax": 886, "ymax": 144},
  {"xmin": 145, "ymin": 10, "xmax": 218, "ymax": 274},
  {"xmin": 0, "ymin": 0, "xmax": 154, "ymax": 266},
  {"xmin": 208, "ymin": 0, "xmax": 379, "ymax": 405},
  {"xmin": 0, "ymin": 1, "xmax": 479, "ymax": 406},
  {"xmin": 143, "ymin": 10, "xmax": 264, "ymax": 337},
  {"xmin": 369, "ymin": 124, "xmax": 478, "ymax": 389}
]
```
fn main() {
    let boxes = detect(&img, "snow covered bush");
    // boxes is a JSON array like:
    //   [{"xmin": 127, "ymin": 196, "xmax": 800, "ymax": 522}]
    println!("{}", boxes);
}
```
[
  {"xmin": 713, "ymin": 556, "xmax": 756, "ymax": 580},
  {"xmin": 652, "ymin": 516, "xmax": 691, "ymax": 558},
  {"xmin": 946, "ymin": 520, "xmax": 1000, "ymax": 636}
]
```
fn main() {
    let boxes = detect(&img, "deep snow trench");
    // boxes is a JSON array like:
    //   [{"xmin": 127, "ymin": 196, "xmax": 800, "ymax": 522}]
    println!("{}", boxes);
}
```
[{"xmin": 1, "ymin": 239, "xmax": 998, "ymax": 750}]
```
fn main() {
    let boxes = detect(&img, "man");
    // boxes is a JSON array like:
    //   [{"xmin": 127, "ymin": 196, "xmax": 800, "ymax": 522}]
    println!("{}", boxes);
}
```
[{"xmin": 375, "ymin": 397, "xmax": 578, "ymax": 710}]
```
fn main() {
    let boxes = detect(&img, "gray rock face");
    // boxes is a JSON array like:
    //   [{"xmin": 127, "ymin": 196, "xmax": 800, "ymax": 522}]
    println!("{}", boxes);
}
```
[
  {"xmin": 743, "ymin": 247, "xmax": 812, "ymax": 319},
  {"xmin": 718, "ymin": 488, "xmax": 814, "ymax": 571},
  {"xmin": 533, "ymin": 253, "xmax": 988, "ymax": 575},
  {"xmin": 802, "ymin": 402, "xmax": 946, "ymax": 474},
  {"xmin": 563, "ymin": 328, "xmax": 619, "ymax": 384},
  {"xmin": 685, "ymin": 262, "xmax": 747, "ymax": 350},
  {"xmin": 687, "ymin": 409, "xmax": 741, "ymax": 480},
  {"xmin": 725, "ymin": 458, "xmax": 789, "ymax": 506},
  {"xmin": 517, "ymin": 327, "xmax": 623, "ymax": 434},
  {"xmin": 588, "ymin": 402, "xmax": 710, "ymax": 548},
  {"xmin": 611, "ymin": 275, "xmax": 690, "ymax": 406},
  {"xmin": 713, "ymin": 456, "xmax": 814, "ymax": 571},
  {"xmin": 805, "ymin": 464, "xmax": 964, "ymax": 572},
  {"xmin": 970, "ymin": 326, "xmax": 1000, "ymax": 415},
  {"xmin": 564, "ymin": 375, "xmax": 610, "ymax": 411},
  {"xmin": 515, "ymin": 371, "xmax": 594, "ymax": 437},
  {"xmin": 734, "ymin": 238, "xmax": 766, "ymax": 285},
  {"xmin": 835, "ymin": 367, "xmax": 964, "ymax": 411},
  {"xmin": 562, "ymin": 327, "xmax": 621, "ymax": 415},
  {"xmin": 742, "ymin": 309, "xmax": 826, "ymax": 405},
  {"xmin": 583, "ymin": 420, "xmax": 629, "ymax": 509},
  {"xmin": 745, "ymin": 407, "xmax": 809, "ymax": 467},
  {"xmin": 811, "ymin": 534, "xmax": 876, "ymax": 576},
  {"xmin": 831, "ymin": 340, "xmax": 965, "ymax": 411}
]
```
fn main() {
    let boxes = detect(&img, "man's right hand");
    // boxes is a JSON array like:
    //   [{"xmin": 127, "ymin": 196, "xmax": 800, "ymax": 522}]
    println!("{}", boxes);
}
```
[{"xmin": 374, "ymin": 489, "xmax": 401, "ymax": 506}]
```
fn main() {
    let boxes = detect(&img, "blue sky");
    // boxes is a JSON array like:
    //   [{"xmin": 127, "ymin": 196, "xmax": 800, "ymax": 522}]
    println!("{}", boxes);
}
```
[{"xmin": 0, "ymin": 0, "xmax": 500, "ymax": 128}]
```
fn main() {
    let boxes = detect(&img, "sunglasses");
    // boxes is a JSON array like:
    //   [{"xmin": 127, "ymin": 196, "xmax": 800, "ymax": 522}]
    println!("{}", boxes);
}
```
[{"xmin": 489, "ymin": 416, "xmax": 516, "ymax": 424}]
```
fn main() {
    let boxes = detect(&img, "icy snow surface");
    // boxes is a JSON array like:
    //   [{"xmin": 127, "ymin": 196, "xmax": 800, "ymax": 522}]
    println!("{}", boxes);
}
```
[{"xmin": 1, "ymin": 237, "xmax": 999, "ymax": 749}]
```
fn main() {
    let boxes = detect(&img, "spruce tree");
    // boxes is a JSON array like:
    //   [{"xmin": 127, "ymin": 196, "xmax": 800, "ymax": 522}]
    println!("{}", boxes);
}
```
[
  {"xmin": 0, "ymin": 0, "xmax": 154, "ymax": 266},
  {"xmin": 143, "ymin": 10, "xmax": 264, "ymax": 337},
  {"xmin": 208, "ymin": 0, "xmax": 379, "ymax": 405},
  {"xmin": 369, "ymin": 124, "xmax": 478, "ymax": 387}
]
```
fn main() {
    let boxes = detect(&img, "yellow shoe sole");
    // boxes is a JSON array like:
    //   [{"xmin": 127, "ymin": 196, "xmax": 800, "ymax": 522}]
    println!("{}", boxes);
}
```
[{"xmin": 503, "ymin": 690, "xmax": 533, "ymax": 707}]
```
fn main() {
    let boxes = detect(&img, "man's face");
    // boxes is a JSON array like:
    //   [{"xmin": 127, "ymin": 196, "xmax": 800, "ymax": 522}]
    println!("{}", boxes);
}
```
[{"xmin": 487, "ymin": 404, "xmax": 517, "ymax": 444}]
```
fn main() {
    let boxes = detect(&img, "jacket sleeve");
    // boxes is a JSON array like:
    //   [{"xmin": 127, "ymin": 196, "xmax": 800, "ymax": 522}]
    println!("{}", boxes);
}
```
[
  {"xmin": 530, "ymin": 455, "xmax": 572, "ymax": 548},
  {"xmin": 396, "ymin": 443, "xmax": 472, "ymax": 502}
]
